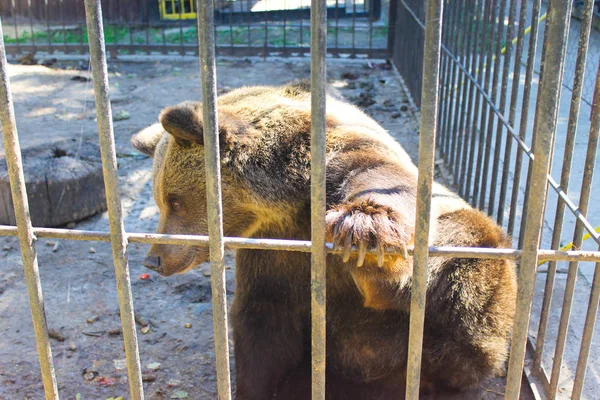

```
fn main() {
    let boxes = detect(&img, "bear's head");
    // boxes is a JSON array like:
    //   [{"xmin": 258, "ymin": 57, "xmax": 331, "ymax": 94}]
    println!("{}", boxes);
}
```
[{"xmin": 131, "ymin": 101, "xmax": 267, "ymax": 276}]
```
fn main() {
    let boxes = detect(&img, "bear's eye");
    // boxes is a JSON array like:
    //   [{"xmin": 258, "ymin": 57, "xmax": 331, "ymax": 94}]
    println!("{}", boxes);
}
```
[{"xmin": 169, "ymin": 199, "xmax": 181, "ymax": 211}]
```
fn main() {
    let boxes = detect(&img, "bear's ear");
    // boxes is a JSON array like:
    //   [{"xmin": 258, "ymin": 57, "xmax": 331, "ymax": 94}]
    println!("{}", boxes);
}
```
[
  {"xmin": 131, "ymin": 123, "xmax": 165, "ymax": 157},
  {"xmin": 159, "ymin": 101, "xmax": 204, "ymax": 146},
  {"xmin": 159, "ymin": 101, "xmax": 250, "ymax": 148}
]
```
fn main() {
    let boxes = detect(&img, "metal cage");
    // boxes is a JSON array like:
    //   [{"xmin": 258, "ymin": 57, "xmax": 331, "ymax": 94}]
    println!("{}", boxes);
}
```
[{"xmin": 0, "ymin": 0, "xmax": 599, "ymax": 399}]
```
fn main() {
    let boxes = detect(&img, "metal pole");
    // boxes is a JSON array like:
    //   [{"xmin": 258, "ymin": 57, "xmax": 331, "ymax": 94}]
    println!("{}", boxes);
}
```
[
  {"xmin": 83, "ymin": 1, "xmax": 144, "ymax": 399},
  {"xmin": 569, "ymin": 62, "xmax": 600, "ymax": 400},
  {"xmin": 310, "ymin": 0, "xmax": 327, "ymax": 398},
  {"xmin": 504, "ymin": 0, "xmax": 573, "ymax": 398},
  {"xmin": 534, "ymin": 0, "xmax": 596, "ymax": 372},
  {"xmin": 548, "ymin": 58, "xmax": 599, "ymax": 400},
  {"xmin": 0, "ymin": 18, "xmax": 59, "ymax": 400},
  {"xmin": 196, "ymin": 0, "xmax": 233, "ymax": 398},
  {"xmin": 405, "ymin": 0, "xmax": 443, "ymax": 398}
]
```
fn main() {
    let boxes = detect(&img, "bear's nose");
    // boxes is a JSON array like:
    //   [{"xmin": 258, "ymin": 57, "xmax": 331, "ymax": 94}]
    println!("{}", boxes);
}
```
[{"xmin": 143, "ymin": 255, "xmax": 162, "ymax": 272}]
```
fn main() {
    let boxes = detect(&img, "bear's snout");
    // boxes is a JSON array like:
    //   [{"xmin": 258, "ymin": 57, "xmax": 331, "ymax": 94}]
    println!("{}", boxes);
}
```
[{"xmin": 143, "ymin": 254, "xmax": 162, "ymax": 273}]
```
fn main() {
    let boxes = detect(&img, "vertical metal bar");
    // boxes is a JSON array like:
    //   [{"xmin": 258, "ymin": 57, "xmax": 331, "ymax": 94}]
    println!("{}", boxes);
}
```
[
  {"xmin": 127, "ymin": 0, "xmax": 134, "ymax": 55},
  {"xmin": 45, "ymin": 0, "xmax": 52, "ymax": 54},
  {"xmin": 196, "ymin": 0, "xmax": 232, "ymax": 398},
  {"xmin": 478, "ymin": 0, "xmax": 507, "ymax": 211},
  {"xmin": 565, "ymin": 63, "xmax": 600, "ymax": 400},
  {"xmin": 465, "ymin": 0, "xmax": 489, "ymax": 204},
  {"xmin": 11, "ymin": 0, "xmax": 21, "ymax": 55},
  {"xmin": 534, "ymin": 0, "xmax": 596, "ymax": 372},
  {"xmin": 517, "ymin": 1, "xmax": 553, "ymax": 248},
  {"xmin": 76, "ymin": 0, "xmax": 85, "ymax": 55},
  {"xmin": 442, "ymin": 0, "xmax": 464, "ymax": 166},
  {"xmin": 491, "ymin": 0, "xmax": 521, "ymax": 223},
  {"xmin": 178, "ymin": 0, "xmax": 185, "ymax": 55},
  {"xmin": 504, "ymin": 0, "xmax": 542, "ymax": 236},
  {"xmin": 548, "ymin": 64, "xmax": 598, "ymax": 400},
  {"xmin": 449, "ymin": 0, "xmax": 470, "ymax": 173},
  {"xmin": 436, "ymin": 1, "xmax": 455, "ymax": 155},
  {"xmin": 283, "ymin": 0, "xmax": 288, "ymax": 55},
  {"xmin": 367, "ymin": 0, "xmax": 373, "ymax": 57},
  {"xmin": 310, "ymin": 0, "xmax": 327, "ymax": 398},
  {"xmin": 144, "ymin": 0, "xmax": 150, "ymax": 55},
  {"xmin": 405, "ymin": 0, "xmax": 443, "ymax": 398},
  {"xmin": 83, "ymin": 2, "xmax": 144, "ymax": 399},
  {"xmin": 0, "ymin": 19, "xmax": 59, "ymax": 400},
  {"xmin": 161, "ymin": 8, "xmax": 167, "ymax": 55},
  {"xmin": 263, "ymin": 0, "xmax": 269, "ymax": 58},
  {"xmin": 572, "ymin": 249, "xmax": 600, "ymax": 400},
  {"xmin": 504, "ymin": 0, "xmax": 573, "ymax": 398},
  {"xmin": 28, "ymin": 0, "xmax": 36, "ymax": 53},
  {"xmin": 59, "ymin": 0, "xmax": 67, "ymax": 53},
  {"xmin": 299, "ymin": 0, "xmax": 303, "ymax": 55},
  {"xmin": 453, "ymin": 0, "xmax": 478, "ymax": 177},
  {"xmin": 110, "ymin": 0, "xmax": 119, "ymax": 58},
  {"xmin": 351, "ymin": 0, "xmax": 356, "ymax": 58},
  {"xmin": 335, "ymin": 0, "xmax": 339, "ymax": 56},
  {"xmin": 458, "ymin": 0, "xmax": 483, "ymax": 195},
  {"xmin": 229, "ymin": 0, "xmax": 234, "ymax": 55}
]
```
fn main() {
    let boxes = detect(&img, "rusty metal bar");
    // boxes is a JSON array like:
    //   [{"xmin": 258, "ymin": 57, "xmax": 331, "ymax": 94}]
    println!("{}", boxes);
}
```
[
  {"xmin": 445, "ymin": 0, "xmax": 467, "ymax": 164},
  {"xmin": 310, "ymin": 0, "xmax": 327, "ymax": 397},
  {"xmin": 534, "ymin": 0, "xmax": 597, "ymax": 373},
  {"xmin": 437, "ymin": 1, "xmax": 455, "ymax": 154},
  {"xmin": 438, "ymin": 43, "xmax": 599, "ymax": 247},
  {"xmin": 196, "ymin": 0, "xmax": 233, "ymax": 397},
  {"xmin": 452, "ymin": 0, "xmax": 477, "ymax": 175},
  {"xmin": 504, "ymin": 0, "xmax": 573, "ymax": 398},
  {"xmin": 11, "ymin": 0, "xmax": 21, "ymax": 55},
  {"xmin": 504, "ymin": 0, "xmax": 543, "ymax": 236},
  {"xmin": 439, "ymin": 0, "xmax": 461, "ymax": 160},
  {"xmin": 0, "ymin": 225, "xmax": 597, "ymax": 262},
  {"xmin": 572, "ymin": 246, "xmax": 600, "ymax": 400},
  {"xmin": 82, "ymin": 1, "xmax": 144, "ymax": 398},
  {"xmin": 464, "ymin": 0, "xmax": 488, "ymax": 203},
  {"xmin": 405, "ymin": 0, "xmax": 443, "ymax": 398},
  {"xmin": 0, "ymin": 225, "xmax": 598, "ymax": 263},
  {"xmin": 516, "ymin": 1, "xmax": 551, "ymax": 247},
  {"xmin": 570, "ymin": 63, "xmax": 600, "ymax": 400},
  {"xmin": 493, "ymin": 0, "xmax": 526, "ymax": 223},
  {"xmin": 479, "ymin": 0, "xmax": 511, "ymax": 211},
  {"xmin": 0, "ymin": 18, "xmax": 59, "ymax": 400},
  {"xmin": 473, "ymin": 0, "xmax": 499, "ymax": 207},
  {"xmin": 458, "ymin": 0, "xmax": 483, "ymax": 196},
  {"xmin": 548, "ymin": 59, "xmax": 599, "ymax": 400}
]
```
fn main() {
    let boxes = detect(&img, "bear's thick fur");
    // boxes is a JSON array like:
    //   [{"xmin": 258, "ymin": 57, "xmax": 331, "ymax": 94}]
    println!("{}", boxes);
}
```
[{"xmin": 132, "ymin": 81, "xmax": 517, "ymax": 400}]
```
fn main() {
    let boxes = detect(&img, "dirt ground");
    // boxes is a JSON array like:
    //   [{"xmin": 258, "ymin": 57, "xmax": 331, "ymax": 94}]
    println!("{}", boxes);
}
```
[{"xmin": 0, "ymin": 57, "xmax": 530, "ymax": 400}]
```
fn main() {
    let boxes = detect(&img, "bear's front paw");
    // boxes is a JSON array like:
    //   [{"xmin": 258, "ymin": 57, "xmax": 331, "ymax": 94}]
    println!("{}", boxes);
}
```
[{"xmin": 326, "ymin": 199, "xmax": 410, "ymax": 267}]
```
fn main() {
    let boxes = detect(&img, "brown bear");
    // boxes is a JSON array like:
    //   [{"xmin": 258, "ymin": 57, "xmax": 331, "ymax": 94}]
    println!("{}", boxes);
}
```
[{"xmin": 131, "ymin": 81, "xmax": 517, "ymax": 400}]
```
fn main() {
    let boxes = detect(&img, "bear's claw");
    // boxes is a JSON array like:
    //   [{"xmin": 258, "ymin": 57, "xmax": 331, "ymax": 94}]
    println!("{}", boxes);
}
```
[{"xmin": 326, "ymin": 199, "xmax": 410, "ymax": 268}]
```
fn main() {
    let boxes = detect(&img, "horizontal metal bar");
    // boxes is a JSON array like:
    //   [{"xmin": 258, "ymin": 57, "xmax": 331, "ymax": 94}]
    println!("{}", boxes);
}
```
[
  {"xmin": 3, "ymin": 43, "xmax": 389, "ymax": 59},
  {"xmin": 0, "ymin": 225, "xmax": 598, "ymax": 262}
]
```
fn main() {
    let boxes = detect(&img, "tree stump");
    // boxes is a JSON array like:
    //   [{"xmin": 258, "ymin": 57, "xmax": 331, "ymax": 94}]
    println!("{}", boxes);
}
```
[{"xmin": 0, "ymin": 140, "xmax": 107, "ymax": 227}]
